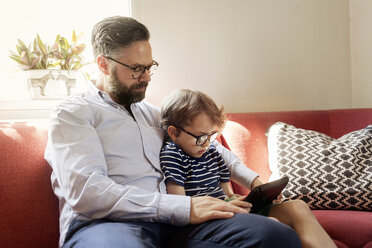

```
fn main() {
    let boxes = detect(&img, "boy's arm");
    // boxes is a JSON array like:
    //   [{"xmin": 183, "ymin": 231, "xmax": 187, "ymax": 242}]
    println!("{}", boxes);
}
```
[
  {"xmin": 220, "ymin": 182, "xmax": 235, "ymax": 198},
  {"xmin": 166, "ymin": 181, "xmax": 186, "ymax": 195},
  {"xmin": 251, "ymin": 177, "xmax": 264, "ymax": 188}
]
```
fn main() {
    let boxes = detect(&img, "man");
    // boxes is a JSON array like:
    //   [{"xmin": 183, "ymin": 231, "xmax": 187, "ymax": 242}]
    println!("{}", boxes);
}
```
[{"xmin": 45, "ymin": 16, "xmax": 301, "ymax": 248}]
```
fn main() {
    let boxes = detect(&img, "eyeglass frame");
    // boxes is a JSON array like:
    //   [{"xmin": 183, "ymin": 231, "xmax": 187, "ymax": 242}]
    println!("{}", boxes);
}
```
[
  {"xmin": 105, "ymin": 56, "xmax": 159, "ymax": 79},
  {"xmin": 175, "ymin": 126, "xmax": 219, "ymax": 146}
]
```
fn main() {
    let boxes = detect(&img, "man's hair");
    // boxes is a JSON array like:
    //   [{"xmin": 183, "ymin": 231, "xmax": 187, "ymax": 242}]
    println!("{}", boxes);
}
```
[
  {"xmin": 161, "ymin": 89, "xmax": 226, "ymax": 131},
  {"xmin": 91, "ymin": 16, "xmax": 150, "ymax": 58}
]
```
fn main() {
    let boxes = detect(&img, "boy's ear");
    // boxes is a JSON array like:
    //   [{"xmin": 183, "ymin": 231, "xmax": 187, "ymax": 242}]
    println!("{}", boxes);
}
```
[
  {"xmin": 167, "ymin": 126, "xmax": 179, "ymax": 140},
  {"xmin": 97, "ymin": 55, "xmax": 110, "ymax": 75}
]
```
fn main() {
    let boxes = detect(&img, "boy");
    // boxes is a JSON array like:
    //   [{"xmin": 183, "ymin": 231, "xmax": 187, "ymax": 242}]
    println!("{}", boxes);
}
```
[
  {"xmin": 160, "ymin": 89, "xmax": 336, "ymax": 248},
  {"xmin": 160, "ymin": 89, "xmax": 238, "ymax": 202}
]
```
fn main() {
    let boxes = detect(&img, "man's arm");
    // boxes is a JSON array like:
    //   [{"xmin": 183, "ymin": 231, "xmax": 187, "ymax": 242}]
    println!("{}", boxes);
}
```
[
  {"xmin": 163, "ymin": 181, "xmax": 250, "ymax": 224},
  {"xmin": 45, "ymin": 104, "xmax": 190, "ymax": 225}
]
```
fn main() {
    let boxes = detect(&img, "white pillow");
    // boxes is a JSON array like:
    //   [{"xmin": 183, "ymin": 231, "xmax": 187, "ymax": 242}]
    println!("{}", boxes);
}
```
[{"xmin": 267, "ymin": 122, "xmax": 372, "ymax": 210}]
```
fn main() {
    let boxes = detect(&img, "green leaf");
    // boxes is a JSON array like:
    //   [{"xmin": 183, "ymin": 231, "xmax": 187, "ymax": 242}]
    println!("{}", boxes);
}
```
[
  {"xmin": 31, "ymin": 57, "xmax": 39, "ymax": 69},
  {"xmin": 16, "ymin": 41, "xmax": 28, "ymax": 55},
  {"xmin": 71, "ymin": 44, "xmax": 86, "ymax": 55},
  {"xmin": 17, "ymin": 39, "xmax": 27, "ymax": 50},
  {"xmin": 19, "ymin": 51, "xmax": 28, "ymax": 61},
  {"xmin": 61, "ymin": 47, "xmax": 69, "ymax": 58},
  {"xmin": 54, "ymin": 51, "xmax": 64, "ymax": 59},
  {"xmin": 72, "ymin": 61, "xmax": 82, "ymax": 70},
  {"xmin": 15, "ymin": 45, "xmax": 21, "ymax": 55},
  {"xmin": 60, "ymin": 37, "xmax": 69, "ymax": 50},
  {"xmin": 49, "ymin": 61, "xmax": 60, "ymax": 68},
  {"xmin": 9, "ymin": 54, "xmax": 25, "ymax": 65},
  {"xmin": 51, "ymin": 41, "xmax": 59, "ymax": 50},
  {"xmin": 72, "ymin": 30, "xmax": 77, "ymax": 43},
  {"xmin": 37, "ymin": 34, "xmax": 47, "ymax": 55},
  {"xmin": 33, "ymin": 39, "xmax": 38, "ymax": 52},
  {"xmin": 76, "ymin": 31, "xmax": 84, "ymax": 40}
]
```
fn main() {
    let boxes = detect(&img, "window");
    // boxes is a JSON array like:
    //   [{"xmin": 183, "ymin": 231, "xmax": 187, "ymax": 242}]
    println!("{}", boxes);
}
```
[{"xmin": 0, "ymin": 0, "xmax": 132, "ymax": 102}]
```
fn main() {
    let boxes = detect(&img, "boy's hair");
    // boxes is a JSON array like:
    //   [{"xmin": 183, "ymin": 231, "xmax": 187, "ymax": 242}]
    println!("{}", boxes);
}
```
[
  {"xmin": 161, "ymin": 89, "xmax": 226, "ymax": 131},
  {"xmin": 91, "ymin": 16, "xmax": 150, "ymax": 58}
]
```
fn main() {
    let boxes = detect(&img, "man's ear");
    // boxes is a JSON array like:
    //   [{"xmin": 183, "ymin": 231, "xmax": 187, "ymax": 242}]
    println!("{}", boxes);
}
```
[
  {"xmin": 167, "ymin": 126, "xmax": 179, "ymax": 141},
  {"xmin": 97, "ymin": 55, "xmax": 110, "ymax": 75}
]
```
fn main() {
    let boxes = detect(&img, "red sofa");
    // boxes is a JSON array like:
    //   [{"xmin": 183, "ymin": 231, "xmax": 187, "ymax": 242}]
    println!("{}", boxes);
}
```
[
  {"xmin": 220, "ymin": 108, "xmax": 372, "ymax": 248},
  {"xmin": 1, "ymin": 109, "xmax": 371, "ymax": 248},
  {"xmin": 0, "ymin": 120, "xmax": 59, "ymax": 248}
]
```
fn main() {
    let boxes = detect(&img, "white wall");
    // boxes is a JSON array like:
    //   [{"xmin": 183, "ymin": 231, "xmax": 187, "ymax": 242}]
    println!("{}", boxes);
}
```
[
  {"xmin": 350, "ymin": 0, "xmax": 372, "ymax": 108},
  {"xmin": 135, "ymin": 0, "xmax": 353, "ymax": 113}
]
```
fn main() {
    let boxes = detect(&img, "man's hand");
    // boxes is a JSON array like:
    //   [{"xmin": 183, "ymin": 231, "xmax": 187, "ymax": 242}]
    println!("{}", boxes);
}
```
[
  {"xmin": 228, "ymin": 195, "xmax": 252, "ymax": 211},
  {"xmin": 190, "ymin": 196, "xmax": 250, "ymax": 224}
]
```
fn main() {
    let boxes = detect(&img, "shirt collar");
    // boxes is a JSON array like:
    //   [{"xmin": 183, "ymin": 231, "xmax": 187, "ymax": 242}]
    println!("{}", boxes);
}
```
[{"xmin": 86, "ymin": 80, "xmax": 124, "ymax": 109}]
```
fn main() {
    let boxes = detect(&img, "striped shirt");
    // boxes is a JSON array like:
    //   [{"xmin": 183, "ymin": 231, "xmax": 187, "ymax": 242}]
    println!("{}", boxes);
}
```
[{"xmin": 160, "ymin": 141, "xmax": 230, "ymax": 199}]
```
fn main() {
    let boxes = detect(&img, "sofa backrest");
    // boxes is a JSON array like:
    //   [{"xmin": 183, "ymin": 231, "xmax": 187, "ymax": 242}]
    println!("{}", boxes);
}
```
[
  {"xmin": 2, "ymin": 109, "xmax": 372, "ymax": 247},
  {"xmin": 0, "ymin": 120, "xmax": 59, "ymax": 248},
  {"xmin": 221, "ymin": 108, "xmax": 372, "ymax": 194}
]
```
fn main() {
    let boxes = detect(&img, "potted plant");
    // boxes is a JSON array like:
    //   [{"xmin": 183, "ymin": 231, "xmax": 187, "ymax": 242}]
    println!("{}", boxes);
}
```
[{"xmin": 9, "ymin": 31, "xmax": 87, "ymax": 99}]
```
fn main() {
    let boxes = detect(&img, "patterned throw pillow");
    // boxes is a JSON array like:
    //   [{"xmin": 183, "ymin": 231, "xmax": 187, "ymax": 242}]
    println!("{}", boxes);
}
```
[{"xmin": 267, "ymin": 122, "xmax": 372, "ymax": 210}]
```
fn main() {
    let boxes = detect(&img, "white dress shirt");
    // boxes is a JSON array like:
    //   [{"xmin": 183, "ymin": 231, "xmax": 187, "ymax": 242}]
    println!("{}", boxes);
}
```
[{"xmin": 44, "ymin": 82, "xmax": 258, "ymax": 247}]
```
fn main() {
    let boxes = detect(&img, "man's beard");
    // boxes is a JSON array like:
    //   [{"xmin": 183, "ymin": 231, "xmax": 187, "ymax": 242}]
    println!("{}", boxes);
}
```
[{"xmin": 108, "ymin": 68, "xmax": 149, "ymax": 106}]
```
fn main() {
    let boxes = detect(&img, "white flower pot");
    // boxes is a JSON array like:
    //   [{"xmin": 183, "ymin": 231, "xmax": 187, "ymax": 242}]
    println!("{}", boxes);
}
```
[{"xmin": 26, "ymin": 70, "xmax": 80, "ymax": 100}]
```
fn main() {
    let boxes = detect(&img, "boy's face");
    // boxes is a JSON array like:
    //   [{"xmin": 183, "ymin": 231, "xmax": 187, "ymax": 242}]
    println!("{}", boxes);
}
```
[{"xmin": 172, "ymin": 112, "xmax": 219, "ymax": 158}]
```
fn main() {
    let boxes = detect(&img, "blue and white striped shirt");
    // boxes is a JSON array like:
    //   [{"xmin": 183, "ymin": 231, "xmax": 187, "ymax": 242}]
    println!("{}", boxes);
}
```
[{"xmin": 160, "ymin": 142, "xmax": 230, "ymax": 199}]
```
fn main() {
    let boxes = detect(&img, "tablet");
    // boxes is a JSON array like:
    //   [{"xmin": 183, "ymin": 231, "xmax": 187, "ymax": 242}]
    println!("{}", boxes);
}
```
[{"xmin": 245, "ymin": 176, "xmax": 289, "ymax": 213}]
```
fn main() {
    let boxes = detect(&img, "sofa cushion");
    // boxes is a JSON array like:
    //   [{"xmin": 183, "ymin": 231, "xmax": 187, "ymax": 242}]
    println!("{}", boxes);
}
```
[
  {"xmin": 313, "ymin": 210, "xmax": 372, "ymax": 248},
  {"xmin": 0, "ymin": 121, "xmax": 59, "ymax": 248},
  {"xmin": 267, "ymin": 122, "xmax": 372, "ymax": 210}
]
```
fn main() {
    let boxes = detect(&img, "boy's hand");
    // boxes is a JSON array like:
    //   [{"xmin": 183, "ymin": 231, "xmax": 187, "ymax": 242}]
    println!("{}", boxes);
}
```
[
  {"xmin": 225, "ymin": 193, "xmax": 243, "ymax": 200},
  {"xmin": 273, "ymin": 193, "xmax": 283, "ymax": 204},
  {"xmin": 190, "ymin": 196, "xmax": 249, "ymax": 224}
]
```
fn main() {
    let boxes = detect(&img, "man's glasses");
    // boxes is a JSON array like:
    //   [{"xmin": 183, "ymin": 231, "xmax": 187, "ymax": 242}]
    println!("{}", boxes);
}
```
[
  {"xmin": 105, "ymin": 56, "xmax": 159, "ymax": 79},
  {"xmin": 175, "ymin": 126, "xmax": 218, "ymax": 146}
]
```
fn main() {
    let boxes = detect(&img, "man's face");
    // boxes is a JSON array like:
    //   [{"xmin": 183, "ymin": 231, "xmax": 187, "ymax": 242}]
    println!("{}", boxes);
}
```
[
  {"xmin": 106, "ymin": 40, "xmax": 153, "ymax": 106},
  {"xmin": 108, "ymin": 67, "xmax": 148, "ymax": 106}
]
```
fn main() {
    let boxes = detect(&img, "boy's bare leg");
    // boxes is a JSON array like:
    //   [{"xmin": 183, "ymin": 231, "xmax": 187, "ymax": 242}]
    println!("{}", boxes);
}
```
[{"xmin": 269, "ymin": 200, "xmax": 336, "ymax": 248}]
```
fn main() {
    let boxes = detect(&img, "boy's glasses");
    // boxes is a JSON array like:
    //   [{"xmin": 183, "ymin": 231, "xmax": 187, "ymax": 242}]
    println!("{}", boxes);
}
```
[
  {"xmin": 175, "ymin": 126, "xmax": 218, "ymax": 146},
  {"xmin": 105, "ymin": 56, "xmax": 159, "ymax": 79}
]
